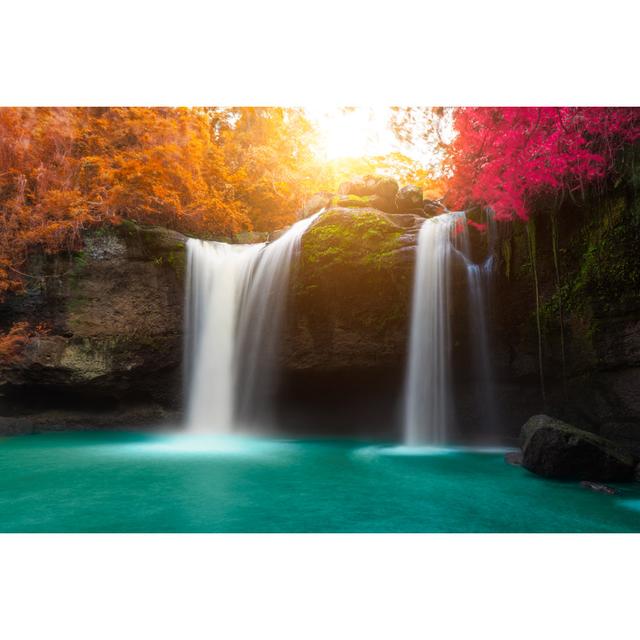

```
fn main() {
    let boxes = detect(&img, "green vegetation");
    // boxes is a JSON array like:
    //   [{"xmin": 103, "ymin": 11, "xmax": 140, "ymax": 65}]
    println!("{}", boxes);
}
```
[
  {"xmin": 153, "ymin": 250, "xmax": 186, "ymax": 278},
  {"xmin": 301, "ymin": 208, "xmax": 403, "ymax": 273},
  {"xmin": 541, "ymin": 194, "xmax": 640, "ymax": 321},
  {"xmin": 295, "ymin": 207, "xmax": 410, "ymax": 333}
]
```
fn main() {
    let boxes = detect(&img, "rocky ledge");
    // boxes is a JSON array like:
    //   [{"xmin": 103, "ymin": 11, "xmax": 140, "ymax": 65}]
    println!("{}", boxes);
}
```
[
  {"xmin": 298, "ymin": 174, "xmax": 446, "ymax": 220},
  {"xmin": 0, "ymin": 221, "xmax": 187, "ymax": 432}
]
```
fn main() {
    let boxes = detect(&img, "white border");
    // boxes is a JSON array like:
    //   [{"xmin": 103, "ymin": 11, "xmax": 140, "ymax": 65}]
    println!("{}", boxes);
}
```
[
  {"xmin": 2, "ymin": 0, "xmax": 639, "ymax": 105},
  {"xmin": 1, "ymin": 534, "xmax": 639, "ymax": 639},
  {"xmin": 1, "ymin": 2, "xmax": 639, "ymax": 638}
]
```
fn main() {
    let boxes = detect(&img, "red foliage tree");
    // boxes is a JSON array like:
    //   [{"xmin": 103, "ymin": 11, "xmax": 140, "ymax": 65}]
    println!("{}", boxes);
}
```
[{"xmin": 446, "ymin": 107, "xmax": 640, "ymax": 220}]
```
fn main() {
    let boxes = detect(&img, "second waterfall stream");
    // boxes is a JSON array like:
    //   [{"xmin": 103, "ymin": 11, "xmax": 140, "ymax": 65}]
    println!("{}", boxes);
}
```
[{"xmin": 402, "ymin": 210, "xmax": 496, "ymax": 445}]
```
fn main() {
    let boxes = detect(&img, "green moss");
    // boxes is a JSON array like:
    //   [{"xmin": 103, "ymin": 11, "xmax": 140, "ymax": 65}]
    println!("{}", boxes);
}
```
[
  {"xmin": 73, "ymin": 251, "xmax": 87, "ymax": 268},
  {"xmin": 535, "ymin": 182, "xmax": 640, "ymax": 362},
  {"xmin": 331, "ymin": 194, "xmax": 377, "ymax": 208},
  {"xmin": 301, "ymin": 208, "xmax": 403, "ymax": 274},
  {"xmin": 561, "ymin": 196, "xmax": 640, "ymax": 316},
  {"xmin": 67, "ymin": 294, "xmax": 89, "ymax": 314},
  {"xmin": 153, "ymin": 249, "xmax": 186, "ymax": 278},
  {"xmin": 295, "ymin": 208, "xmax": 409, "ymax": 332},
  {"xmin": 67, "ymin": 251, "xmax": 88, "ymax": 293},
  {"xmin": 118, "ymin": 218, "xmax": 139, "ymax": 236}
]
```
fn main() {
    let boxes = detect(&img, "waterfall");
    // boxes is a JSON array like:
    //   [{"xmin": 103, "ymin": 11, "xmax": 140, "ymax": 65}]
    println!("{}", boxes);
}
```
[
  {"xmin": 184, "ymin": 241, "xmax": 264, "ymax": 432},
  {"xmin": 184, "ymin": 212, "xmax": 322, "ymax": 433},
  {"xmin": 234, "ymin": 211, "xmax": 322, "ymax": 428},
  {"xmin": 452, "ymin": 214, "xmax": 498, "ymax": 437},
  {"xmin": 403, "ymin": 211, "xmax": 496, "ymax": 445},
  {"xmin": 403, "ymin": 212, "xmax": 462, "ymax": 445}
]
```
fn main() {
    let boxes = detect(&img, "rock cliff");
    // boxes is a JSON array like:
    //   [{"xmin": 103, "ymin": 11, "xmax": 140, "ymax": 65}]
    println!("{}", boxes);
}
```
[
  {"xmin": 1, "ymin": 171, "xmax": 639, "ymax": 449},
  {"xmin": 0, "ymin": 222, "xmax": 186, "ymax": 432}
]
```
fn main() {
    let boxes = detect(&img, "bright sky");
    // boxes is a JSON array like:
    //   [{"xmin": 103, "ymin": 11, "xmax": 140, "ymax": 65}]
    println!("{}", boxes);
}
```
[{"xmin": 305, "ymin": 107, "xmax": 428, "ymax": 163}]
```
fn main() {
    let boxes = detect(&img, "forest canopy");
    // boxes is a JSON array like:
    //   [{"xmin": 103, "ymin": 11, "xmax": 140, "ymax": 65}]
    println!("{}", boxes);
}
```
[{"xmin": 1, "ymin": 106, "xmax": 639, "ymax": 297}]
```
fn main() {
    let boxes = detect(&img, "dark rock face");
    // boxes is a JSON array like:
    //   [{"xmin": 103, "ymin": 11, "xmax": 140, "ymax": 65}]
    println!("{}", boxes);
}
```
[
  {"xmin": 395, "ymin": 185, "xmax": 423, "ymax": 213},
  {"xmin": 277, "ymin": 205, "xmax": 422, "ymax": 435},
  {"xmin": 0, "ymin": 222, "xmax": 186, "ymax": 433},
  {"xmin": 489, "ymin": 177, "xmax": 640, "ymax": 449},
  {"xmin": 520, "ymin": 415, "xmax": 636, "ymax": 481},
  {"xmin": 285, "ymin": 207, "xmax": 421, "ymax": 372}
]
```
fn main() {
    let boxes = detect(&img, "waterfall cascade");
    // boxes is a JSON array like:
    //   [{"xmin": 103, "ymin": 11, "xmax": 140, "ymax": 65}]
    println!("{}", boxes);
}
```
[
  {"xmin": 403, "ymin": 212, "xmax": 461, "ymax": 445},
  {"xmin": 184, "ymin": 212, "xmax": 321, "ymax": 433},
  {"xmin": 402, "ymin": 211, "xmax": 496, "ymax": 445},
  {"xmin": 186, "ymin": 203, "xmax": 494, "ymax": 443},
  {"xmin": 453, "ymin": 214, "xmax": 498, "ymax": 438}
]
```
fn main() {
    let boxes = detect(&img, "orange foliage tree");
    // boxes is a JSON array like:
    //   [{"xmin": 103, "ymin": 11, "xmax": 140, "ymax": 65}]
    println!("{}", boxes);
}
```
[
  {"xmin": 211, "ymin": 107, "xmax": 323, "ymax": 231},
  {"xmin": 0, "ymin": 107, "xmax": 258, "ymax": 296}
]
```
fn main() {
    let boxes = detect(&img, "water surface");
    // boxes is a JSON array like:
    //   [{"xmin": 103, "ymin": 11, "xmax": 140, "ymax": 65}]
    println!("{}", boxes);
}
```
[{"xmin": 0, "ymin": 432, "xmax": 638, "ymax": 532}]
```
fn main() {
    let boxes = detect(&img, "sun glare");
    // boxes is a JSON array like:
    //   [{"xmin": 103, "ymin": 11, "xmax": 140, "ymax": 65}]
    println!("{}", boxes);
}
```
[
  {"xmin": 304, "ymin": 107, "xmax": 451, "ymax": 177},
  {"xmin": 306, "ymin": 108, "xmax": 403, "ymax": 161}
]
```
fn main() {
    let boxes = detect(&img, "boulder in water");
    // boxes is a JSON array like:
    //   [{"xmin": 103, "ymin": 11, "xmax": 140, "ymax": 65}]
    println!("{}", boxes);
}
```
[
  {"xmin": 396, "ymin": 185, "xmax": 423, "ymax": 213},
  {"xmin": 520, "ymin": 414, "xmax": 636, "ymax": 481}
]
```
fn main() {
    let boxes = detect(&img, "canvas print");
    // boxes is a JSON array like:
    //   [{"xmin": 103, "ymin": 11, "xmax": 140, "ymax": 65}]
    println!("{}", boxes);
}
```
[{"xmin": 1, "ymin": 106, "xmax": 639, "ymax": 532}]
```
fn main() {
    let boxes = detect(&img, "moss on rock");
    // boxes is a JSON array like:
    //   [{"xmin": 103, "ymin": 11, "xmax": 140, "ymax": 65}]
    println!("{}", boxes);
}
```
[
  {"xmin": 284, "ymin": 207, "xmax": 418, "ymax": 371},
  {"xmin": 301, "ymin": 207, "xmax": 404, "ymax": 274}
]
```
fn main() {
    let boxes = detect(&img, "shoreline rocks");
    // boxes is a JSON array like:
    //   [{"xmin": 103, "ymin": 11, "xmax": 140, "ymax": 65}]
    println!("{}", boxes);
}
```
[
  {"xmin": 580, "ymin": 481, "xmax": 618, "ymax": 495},
  {"xmin": 519, "ymin": 414, "xmax": 637, "ymax": 481}
]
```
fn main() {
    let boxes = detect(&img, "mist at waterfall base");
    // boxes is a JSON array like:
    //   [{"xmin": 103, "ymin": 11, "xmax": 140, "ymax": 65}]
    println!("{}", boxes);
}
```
[{"xmin": 184, "ymin": 209, "xmax": 501, "ymax": 445}]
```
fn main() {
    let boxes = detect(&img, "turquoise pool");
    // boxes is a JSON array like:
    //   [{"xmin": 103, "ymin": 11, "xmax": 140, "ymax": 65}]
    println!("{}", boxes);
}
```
[{"xmin": 0, "ymin": 432, "xmax": 638, "ymax": 532}]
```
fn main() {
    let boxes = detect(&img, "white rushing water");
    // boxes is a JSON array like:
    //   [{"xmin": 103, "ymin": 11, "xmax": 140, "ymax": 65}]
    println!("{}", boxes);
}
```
[
  {"xmin": 184, "ymin": 241, "xmax": 264, "ymax": 432},
  {"xmin": 453, "ymin": 214, "xmax": 498, "ymax": 435},
  {"xmin": 184, "ymin": 212, "xmax": 322, "ymax": 433},
  {"xmin": 403, "ymin": 212, "xmax": 462, "ymax": 445},
  {"xmin": 234, "ymin": 211, "xmax": 322, "ymax": 428},
  {"xmin": 403, "ymin": 210, "xmax": 496, "ymax": 445}
]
